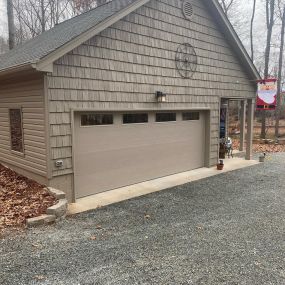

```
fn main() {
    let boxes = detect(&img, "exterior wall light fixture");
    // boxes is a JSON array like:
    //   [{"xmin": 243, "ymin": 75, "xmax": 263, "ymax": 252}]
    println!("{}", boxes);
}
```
[{"xmin": 156, "ymin": 91, "xmax": 167, "ymax": 103}]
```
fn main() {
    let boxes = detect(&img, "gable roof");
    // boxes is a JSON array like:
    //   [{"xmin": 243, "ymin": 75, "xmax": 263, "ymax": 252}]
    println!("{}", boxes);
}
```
[
  {"xmin": 0, "ymin": 0, "xmax": 149, "ymax": 73},
  {"xmin": 0, "ymin": 0, "xmax": 260, "ymax": 80}
]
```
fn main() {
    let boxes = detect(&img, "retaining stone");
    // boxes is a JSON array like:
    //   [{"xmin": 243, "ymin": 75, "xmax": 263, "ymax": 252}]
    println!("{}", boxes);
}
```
[
  {"xmin": 26, "ymin": 215, "xmax": 56, "ymax": 227},
  {"xmin": 26, "ymin": 216, "xmax": 46, "ymax": 227},
  {"xmin": 46, "ymin": 187, "xmax": 66, "ymax": 199},
  {"xmin": 44, "ymin": 214, "xmax": 56, "ymax": 224},
  {"xmin": 26, "ymin": 187, "xmax": 67, "ymax": 227},
  {"xmin": 46, "ymin": 199, "xmax": 68, "ymax": 218}
]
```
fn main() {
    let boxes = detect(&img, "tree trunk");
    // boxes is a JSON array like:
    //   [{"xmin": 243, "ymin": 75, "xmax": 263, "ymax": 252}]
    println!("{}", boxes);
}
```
[
  {"xmin": 275, "ymin": 4, "xmax": 285, "ymax": 138},
  {"xmin": 7, "ymin": 0, "xmax": 15, "ymax": 50},
  {"xmin": 250, "ymin": 0, "xmax": 256, "ymax": 61},
  {"xmin": 261, "ymin": 0, "xmax": 275, "ymax": 139},
  {"xmin": 41, "ymin": 0, "xmax": 46, "ymax": 33}
]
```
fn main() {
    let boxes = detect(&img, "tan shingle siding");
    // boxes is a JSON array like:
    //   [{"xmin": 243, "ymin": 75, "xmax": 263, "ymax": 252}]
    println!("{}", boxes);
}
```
[{"xmin": 47, "ymin": 0, "xmax": 255, "ymax": 176}]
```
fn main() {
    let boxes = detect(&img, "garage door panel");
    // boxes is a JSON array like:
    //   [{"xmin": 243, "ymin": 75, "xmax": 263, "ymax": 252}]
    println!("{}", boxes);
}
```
[
  {"xmin": 75, "ymin": 148, "xmax": 203, "ymax": 197},
  {"xmin": 76, "ymin": 140, "xmax": 204, "ymax": 175},
  {"xmin": 77, "ymin": 123, "xmax": 204, "ymax": 152},
  {"xmin": 75, "ymin": 111, "xmax": 206, "ymax": 198}
]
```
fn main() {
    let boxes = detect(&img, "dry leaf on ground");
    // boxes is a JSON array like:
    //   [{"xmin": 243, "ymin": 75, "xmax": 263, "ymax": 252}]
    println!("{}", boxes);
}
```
[
  {"xmin": 232, "ymin": 139, "xmax": 285, "ymax": 153},
  {"xmin": 0, "ymin": 164, "xmax": 57, "ymax": 231}
]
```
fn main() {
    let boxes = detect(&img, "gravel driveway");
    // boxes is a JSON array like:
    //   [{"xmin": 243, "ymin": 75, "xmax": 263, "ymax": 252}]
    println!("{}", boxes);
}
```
[{"xmin": 1, "ymin": 153, "xmax": 285, "ymax": 285}]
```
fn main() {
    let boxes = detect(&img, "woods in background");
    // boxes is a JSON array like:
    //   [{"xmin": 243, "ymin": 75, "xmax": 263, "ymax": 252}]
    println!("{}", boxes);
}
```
[
  {"xmin": 219, "ymin": 0, "xmax": 285, "ymax": 138},
  {"xmin": 3, "ymin": 0, "xmax": 285, "ymax": 138},
  {"xmin": 5, "ymin": 0, "xmax": 109, "ymax": 48}
]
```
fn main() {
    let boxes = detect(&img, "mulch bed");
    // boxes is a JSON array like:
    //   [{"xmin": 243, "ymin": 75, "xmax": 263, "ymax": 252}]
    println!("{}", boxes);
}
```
[{"xmin": 0, "ymin": 164, "xmax": 57, "ymax": 232}]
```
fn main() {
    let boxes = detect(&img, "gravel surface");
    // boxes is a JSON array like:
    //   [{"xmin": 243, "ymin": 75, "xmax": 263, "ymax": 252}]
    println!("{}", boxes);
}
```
[{"xmin": 1, "ymin": 153, "xmax": 285, "ymax": 285}]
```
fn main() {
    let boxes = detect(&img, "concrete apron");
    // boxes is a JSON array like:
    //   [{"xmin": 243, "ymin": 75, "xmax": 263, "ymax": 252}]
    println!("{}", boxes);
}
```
[{"xmin": 68, "ymin": 158, "xmax": 259, "ymax": 215}]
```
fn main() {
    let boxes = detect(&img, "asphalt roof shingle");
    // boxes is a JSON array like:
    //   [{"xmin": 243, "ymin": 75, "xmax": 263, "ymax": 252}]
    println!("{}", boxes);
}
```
[{"xmin": 0, "ymin": 0, "xmax": 135, "ymax": 71}]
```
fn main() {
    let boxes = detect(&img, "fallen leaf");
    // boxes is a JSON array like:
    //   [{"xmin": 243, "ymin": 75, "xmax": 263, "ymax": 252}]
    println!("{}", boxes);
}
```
[
  {"xmin": 232, "ymin": 138, "xmax": 285, "ymax": 153},
  {"xmin": 0, "ymin": 163, "xmax": 57, "ymax": 231},
  {"xmin": 90, "ymin": 235, "xmax": 97, "ymax": 240}
]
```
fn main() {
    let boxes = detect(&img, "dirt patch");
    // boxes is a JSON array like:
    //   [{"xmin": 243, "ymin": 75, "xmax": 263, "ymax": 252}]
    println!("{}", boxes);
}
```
[{"xmin": 0, "ymin": 164, "xmax": 57, "ymax": 232}]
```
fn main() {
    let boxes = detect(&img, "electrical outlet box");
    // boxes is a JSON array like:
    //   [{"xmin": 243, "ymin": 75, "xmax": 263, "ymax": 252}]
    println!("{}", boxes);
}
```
[{"xmin": 55, "ymin": 160, "xmax": 64, "ymax": 168}]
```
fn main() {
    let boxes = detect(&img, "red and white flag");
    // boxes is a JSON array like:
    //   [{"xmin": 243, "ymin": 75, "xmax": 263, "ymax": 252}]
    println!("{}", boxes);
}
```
[{"xmin": 256, "ymin": 79, "xmax": 277, "ymax": 110}]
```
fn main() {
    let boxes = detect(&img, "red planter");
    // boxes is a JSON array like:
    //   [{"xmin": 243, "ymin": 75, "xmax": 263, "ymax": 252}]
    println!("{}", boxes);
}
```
[{"xmin": 217, "ymin": 164, "xmax": 224, "ymax": 170}]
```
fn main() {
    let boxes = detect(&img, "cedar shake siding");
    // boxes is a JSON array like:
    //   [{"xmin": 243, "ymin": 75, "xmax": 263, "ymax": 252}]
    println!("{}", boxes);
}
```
[
  {"xmin": 46, "ymin": 0, "xmax": 255, "ymax": 181},
  {"xmin": 0, "ymin": 74, "xmax": 48, "ymax": 184}
]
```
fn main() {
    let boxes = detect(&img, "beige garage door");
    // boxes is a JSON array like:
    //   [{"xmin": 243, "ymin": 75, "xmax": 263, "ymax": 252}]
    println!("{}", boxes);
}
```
[{"xmin": 74, "ymin": 111, "xmax": 206, "ymax": 199}]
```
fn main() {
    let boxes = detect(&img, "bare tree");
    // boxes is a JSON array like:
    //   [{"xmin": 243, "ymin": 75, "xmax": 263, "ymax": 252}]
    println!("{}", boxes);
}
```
[
  {"xmin": 261, "ymin": 0, "xmax": 276, "ymax": 139},
  {"xmin": 218, "ymin": 0, "xmax": 251, "ymax": 46},
  {"xmin": 41, "ymin": 0, "xmax": 46, "ymax": 32},
  {"xmin": 218, "ymin": 0, "xmax": 234, "ymax": 17},
  {"xmin": 10, "ymin": 0, "xmax": 108, "ymax": 45},
  {"xmin": 7, "ymin": 0, "xmax": 15, "ymax": 49},
  {"xmin": 275, "ymin": 2, "xmax": 285, "ymax": 138},
  {"xmin": 250, "ymin": 0, "xmax": 257, "ymax": 60}
]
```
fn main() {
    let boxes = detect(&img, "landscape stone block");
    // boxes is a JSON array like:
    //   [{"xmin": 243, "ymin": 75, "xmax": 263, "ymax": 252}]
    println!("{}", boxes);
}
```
[
  {"xmin": 46, "ymin": 199, "xmax": 68, "ymax": 218},
  {"xmin": 46, "ymin": 187, "xmax": 66, "ymax": 199}
]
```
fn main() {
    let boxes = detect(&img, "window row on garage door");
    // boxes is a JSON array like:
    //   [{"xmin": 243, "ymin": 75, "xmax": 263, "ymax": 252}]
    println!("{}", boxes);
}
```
[
  {"xmin": 80, "ymin": 111, "xmax": 200, "ymax": 126},
  {"xmin": 74, "ymin": 111, "xmax": 206, "ymax": 199}
]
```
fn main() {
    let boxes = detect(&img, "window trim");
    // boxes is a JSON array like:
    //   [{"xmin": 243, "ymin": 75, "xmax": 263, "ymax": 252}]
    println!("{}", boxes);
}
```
[
  {"xmin": 80, "ymin": 113, "xmax": 114, "ymax": 127},
  {"xmin": 9, "ymin": 107, "xmax": 25, "ymax": 155}
]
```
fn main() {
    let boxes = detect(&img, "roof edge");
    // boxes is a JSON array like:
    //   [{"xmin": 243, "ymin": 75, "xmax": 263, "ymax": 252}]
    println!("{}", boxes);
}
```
[
  {"xmin": 35, "ymin": 0, "xmax": 150, "ymax": 72},
  {"xmin": 0, "ymin": 0, "xmax": 261, "ymax": 83},
  {"xmin": 208, "ymin": 0, "xmax": 261, "ymax": 81},
  {"xmin": 0, "ymin": 63, "xmax": 35, "ymax": 77}
]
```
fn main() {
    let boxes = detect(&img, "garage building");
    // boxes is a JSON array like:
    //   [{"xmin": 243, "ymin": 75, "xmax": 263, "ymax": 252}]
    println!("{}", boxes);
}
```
[{"xmin": 0, "ymin": 0, "xmax": 260, "ymax": 202}]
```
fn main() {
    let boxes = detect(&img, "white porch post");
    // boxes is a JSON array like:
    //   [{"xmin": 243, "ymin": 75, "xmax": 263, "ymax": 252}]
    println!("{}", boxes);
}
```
[
  {"xmin": 246, "ymin": 98, "xmax": 255, "ymax": 160},
  {"xmin": 239, "ymin": 100, "xmax": 246, "ymax": 151}
]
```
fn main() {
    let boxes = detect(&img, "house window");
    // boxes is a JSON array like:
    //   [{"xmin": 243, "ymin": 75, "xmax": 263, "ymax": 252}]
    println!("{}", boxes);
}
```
[
  {"xmin": 156, "ymin": 112, "xmax": 176, "ymax": 122},
  {"xmin": 9, "ymin": 109, "xmax": 24, "ymax": 153},
  {"xmin": 81, "ymin": 114, "xmax": 113, "ymax": 126},
  {"xmin": 123, "ymin": 113, "xmax": 148, "ymax": 124},
  {"xmin": 182, "ymin": 112, "xmax": 200, "ymax": 121}
]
